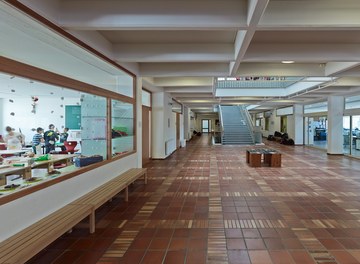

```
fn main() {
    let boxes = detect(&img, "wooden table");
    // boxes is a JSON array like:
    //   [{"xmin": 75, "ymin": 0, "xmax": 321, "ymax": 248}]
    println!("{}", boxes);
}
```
[
  {"xmin": 0, "ymin": 149, "xmax": 27, "ymax": 156},
  {"xmin": 0, "ymin": 165, "xmax": 32, "ymax": 186},
  {"xmin": 32, "ymin": 154, "xmax": 76, "ymax": 172},
  {"xmin": 0, "ymin": 154, "xmax": 76, "ymax": 186},
  {"xmin": 246, "ymin": 148, "xmax": 281, "ymax": 167}
]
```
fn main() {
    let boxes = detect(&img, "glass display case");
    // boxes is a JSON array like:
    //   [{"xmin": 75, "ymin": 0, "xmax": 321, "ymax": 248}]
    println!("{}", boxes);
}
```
[{"xmin": 111, "ymin": 99, "xmax": 134, "ymax": 157}]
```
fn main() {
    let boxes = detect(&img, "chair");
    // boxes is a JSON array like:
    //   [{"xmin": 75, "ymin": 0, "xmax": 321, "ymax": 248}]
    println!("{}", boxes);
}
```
[{"xmin": 64, "ymin": 141, "xmax": 78, "ymax": 154}]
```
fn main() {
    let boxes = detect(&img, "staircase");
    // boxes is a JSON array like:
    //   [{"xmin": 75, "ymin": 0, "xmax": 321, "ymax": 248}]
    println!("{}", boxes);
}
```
[{"xmin": 219, "ymin": 105, "xmax": 254, "ymax": 145}]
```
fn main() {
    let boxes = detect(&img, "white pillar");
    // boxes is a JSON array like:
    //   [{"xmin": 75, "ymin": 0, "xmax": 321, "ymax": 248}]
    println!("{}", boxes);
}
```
[
  {"xmin": 136, "ymin": 77, "xmax": 142, "ymax": 168},
  {"xmin": 183, "ymin": 106, "xmax": 190, "ymax": 141},
  {"xmin": 152, "ymin": 92, "xmax": 166, "ymax": 158},
  {"xmin": 293, "ymin": 104, "xmax": 304, "ymax": 145},
  {"xmin": 327, "ymin": 95, "xmax": 344, "ymax": 154}
]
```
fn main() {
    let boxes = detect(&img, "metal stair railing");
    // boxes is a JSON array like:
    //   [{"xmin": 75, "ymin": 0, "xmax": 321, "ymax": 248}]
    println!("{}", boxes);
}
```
[
  {"xmin": 218, "ymin": 105, "xmax": 224, "ymax": 143},
  {"xmin": 238, "ymin": 105, "xmax": 255, "ymax": 143}
]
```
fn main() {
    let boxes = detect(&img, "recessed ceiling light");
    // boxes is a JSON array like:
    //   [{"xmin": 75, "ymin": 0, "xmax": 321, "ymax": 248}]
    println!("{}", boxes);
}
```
[{"xmin": 281, "ymin": 61, "xmax": 295, "ymax": 64}]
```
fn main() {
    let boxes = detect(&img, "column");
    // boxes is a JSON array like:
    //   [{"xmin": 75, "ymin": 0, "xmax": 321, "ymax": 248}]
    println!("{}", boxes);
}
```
[
  {"xmin": 293, "ymin": 104, "xmax": 304, "ymax": 145},
  {"xmin": 327, "ymin": 95, "xmax": 344, "ymax": 154},
  {"xmin": 183, "ymin": 106, "xmax": 190, "ymax": 141},
  {"xmin": 136, "ymin": 77, "xmax": 142, "ymax": 167}
]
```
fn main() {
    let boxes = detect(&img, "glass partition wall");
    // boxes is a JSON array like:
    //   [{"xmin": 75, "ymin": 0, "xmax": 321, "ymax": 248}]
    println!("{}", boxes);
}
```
[
  {"xmin": 111, "ymin": 100, "xmax": 134, "ymax": 156},
  {"xmin": 0, "ymin": 69, "xmax": 135, "ymax": 173},
  {"xmin": 344, "ymin": 95, "xmax": 360, "ymax": 158},
  {"xmin": 343, "ymin": 115, "xmax": 360, "ymax": 158}
]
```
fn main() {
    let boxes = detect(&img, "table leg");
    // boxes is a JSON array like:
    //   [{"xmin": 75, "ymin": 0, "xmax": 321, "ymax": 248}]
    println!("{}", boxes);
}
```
[{"xmin": 23, "ymin": 167, "xmax": 32, "ymax": 179}]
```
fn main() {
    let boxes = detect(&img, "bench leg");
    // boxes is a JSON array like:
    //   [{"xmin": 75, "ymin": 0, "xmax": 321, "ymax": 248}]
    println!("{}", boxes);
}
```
[
  {"xmin": 125, "ymin": 186, "xmax": 129, "ymax": 202},
  {"xmin": 90, "ymin": 211, "xmax": 95, "ymax": 234},
  {"xmin": 144, "ymin": 173, "xmax": 147, "ymax": 184}
]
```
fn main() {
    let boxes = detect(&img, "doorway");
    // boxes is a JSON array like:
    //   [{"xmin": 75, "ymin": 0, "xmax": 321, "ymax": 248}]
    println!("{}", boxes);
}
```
[
  {"xmin": 280, "ymin": 116, "xmax": 287, "ymax": 133},
  {"xmin": 202, "ymin": 119, "xmax": 210, "ymax": 133}
]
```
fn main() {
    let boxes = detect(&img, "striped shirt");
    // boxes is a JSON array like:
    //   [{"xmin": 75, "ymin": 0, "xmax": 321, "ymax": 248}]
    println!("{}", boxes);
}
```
[{"xmin": 32, "ymin": 133, "xmax": 43, "ymax": 146}]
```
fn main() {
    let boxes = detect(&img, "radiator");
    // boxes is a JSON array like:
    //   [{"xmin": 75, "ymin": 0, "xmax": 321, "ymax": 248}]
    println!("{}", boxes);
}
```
[{"xmin": 165, "ymin": 138, "xmax": 175, "ymax": 156}]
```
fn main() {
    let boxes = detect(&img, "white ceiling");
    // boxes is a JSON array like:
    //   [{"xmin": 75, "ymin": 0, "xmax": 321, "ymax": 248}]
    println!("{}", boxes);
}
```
[{"xmin": 6, "ymin": 0, "xmax": 360, "ymax": 113}]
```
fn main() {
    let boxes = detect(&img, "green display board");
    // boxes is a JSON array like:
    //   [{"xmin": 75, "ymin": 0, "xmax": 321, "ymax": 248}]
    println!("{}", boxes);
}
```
[{"xmin": 65, "ymin": 105, "xmax": 81, "ymax": 129}]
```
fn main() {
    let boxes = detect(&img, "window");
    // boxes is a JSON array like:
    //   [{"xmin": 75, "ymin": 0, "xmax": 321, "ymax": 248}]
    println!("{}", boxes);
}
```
[{"xmin": 111, "ymin": 100, "xmax": 134, "ymax": 156}]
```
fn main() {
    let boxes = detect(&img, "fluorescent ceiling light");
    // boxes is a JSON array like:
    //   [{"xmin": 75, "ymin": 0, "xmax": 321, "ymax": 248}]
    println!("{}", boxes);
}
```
[{"xmin": 281, "ymin": 61, "xmax": 294, "ymax": 64}]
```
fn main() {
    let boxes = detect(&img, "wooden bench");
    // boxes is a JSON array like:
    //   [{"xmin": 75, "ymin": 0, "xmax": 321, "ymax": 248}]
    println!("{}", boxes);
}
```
[
  {"xmin": 0, "ymin": 204, "xmax": 92, "ymax": 264},
  {"xmin": 71, "ymin": 168, "xmax": 147, "ymax": 233},
  {"xmin": 246, "ymin": 148, "xmax": 281, "ymax": 167}
]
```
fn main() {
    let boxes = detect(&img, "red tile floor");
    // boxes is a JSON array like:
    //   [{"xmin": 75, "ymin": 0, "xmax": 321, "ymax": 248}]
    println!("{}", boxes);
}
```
[{"xmin": 28, "ymin": 135, "xmax": 360, "ymax": 263}]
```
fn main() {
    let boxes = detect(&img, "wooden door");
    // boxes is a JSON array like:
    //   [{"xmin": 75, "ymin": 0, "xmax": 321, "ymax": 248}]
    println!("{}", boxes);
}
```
[
  {"xmin": 142, "ymin": 106, "xmax": 151, "ymax": 165},
  {"xmin": 176, "ymin": 113, "xmax": 180, "ymax": 148}
]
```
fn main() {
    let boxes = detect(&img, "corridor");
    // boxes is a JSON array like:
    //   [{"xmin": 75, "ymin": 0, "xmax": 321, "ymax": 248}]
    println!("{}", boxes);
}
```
[{"xmin": 29, "ymin": 136, "xmax": 360, "ymax": 264}]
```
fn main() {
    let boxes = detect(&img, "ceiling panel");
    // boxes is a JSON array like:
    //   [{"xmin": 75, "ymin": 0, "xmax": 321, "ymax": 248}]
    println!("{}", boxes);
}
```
[{"xmin": 99, "ymin": 30, "xmax": 237, "ymax": 44}]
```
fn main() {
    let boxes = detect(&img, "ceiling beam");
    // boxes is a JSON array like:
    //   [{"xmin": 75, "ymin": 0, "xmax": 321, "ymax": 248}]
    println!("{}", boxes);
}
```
[
  {"xmin": 230, "ymin": 0, "xmax": 269, "ymax": 75},
  {"xmin": 325, "ymin": 62, "xmax": 360, "ymax": 76},
  {"xmin": 113, "ymin": 44, "xmax": 234, "ymax": 62},
  {"xmin": 260, "ymin": 0, "xmax": 360, "ymax": 28},
  {"xmin": 139, "ymin": 63, "xmax": 229, "ymax": 77},
  {"xmin": 244, "ymin": 44, "xmax": 360, "ymax": 62},
  {"xmin": 58, "ymin": 0, "xmax": 247, "ymax": 30},
  {"xmin": 154, "ymin": 77, "xmax": 213, "ymax": 86},
  {"xmin": 236, "ymin": 63, "xmax": 325, "ymax": 76},
  {"xmin": 164, "ymin": 86, "xmax": 213, "ymax": 93}
]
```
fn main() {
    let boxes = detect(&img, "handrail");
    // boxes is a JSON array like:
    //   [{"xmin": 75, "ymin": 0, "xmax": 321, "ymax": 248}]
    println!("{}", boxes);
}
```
[
  {"xmin": 218, "ymin": 105, "xmax": 224, "ymax": 141},
  {"xmin": 238, "ymin": 105, "xmax": 255, "ymax": 143}
]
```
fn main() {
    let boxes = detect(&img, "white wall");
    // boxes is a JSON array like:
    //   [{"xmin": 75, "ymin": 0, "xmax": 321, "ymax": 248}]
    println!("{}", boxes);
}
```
[
  {"xmin": 0, "ymin": 3, "xmax": 142, "ymax": 243},
  {"xmin": 0, "ymin": 153, "xmax": 137, "ymax": 242},
  {"xmin": 151, "ymin": 92, "xmax": 175, "ymax": 158},
  {"xmin": 287, "ymin": 115, "xmax": 295, "ymax": 139},
  {"xmin": 1, "ymin": 97, "xmax": 80, "ymax": 143},
  {"xmin": 261, "ymin": 110, "xmax": 280, "ymax": 137}
]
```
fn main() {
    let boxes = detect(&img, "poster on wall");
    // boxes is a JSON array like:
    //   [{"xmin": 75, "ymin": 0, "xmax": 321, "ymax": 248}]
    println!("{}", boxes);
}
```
[{"xmin": 65, "ymin": 105, "xmax": 81, "ymax": 129}]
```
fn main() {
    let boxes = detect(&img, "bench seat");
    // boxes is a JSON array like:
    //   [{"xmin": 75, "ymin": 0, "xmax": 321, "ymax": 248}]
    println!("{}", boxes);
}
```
[
  {"xmin": 0, "ymin": 204, "xmax": 92, "ymax": 264},
  {"xmin": 70, "ymin": 168, "xmax": 147, "ymax": 233}
]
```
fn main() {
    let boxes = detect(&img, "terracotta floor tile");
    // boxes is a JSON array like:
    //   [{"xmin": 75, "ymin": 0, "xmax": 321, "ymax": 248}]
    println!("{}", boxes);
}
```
[
  {"xmin": 245, "ymin": 238, "xmax": 266, "ymax": 250},
  {"xmin": 269, "ymin": 250, "xmax": 295, "ymax": 264},
  {"xmin": 141, "ymin": 251, "xmax": 165, "ymax": 264},
  {"xmin": 330, "ymin": 250, "xmax": 360, "ymax": 264},
  {"xmin": 282, "ymin": 238, "xmax": 304, "ymax": 249},
  {"xmin": 121, "ymin": 250, "xmax": 145, "ymax": 264},
  {"xmin": 290, "ymin": 250, "xmax": 316, "ymax": 264},
  {"xmin": 227, "ymin": 250, "xmax": 251, "ymax": 264},
  {"xmin": 348, "ymin": 250, "xmax": 360, "ymax": 261},
  {"xmin": 75, "ymin": 251, "xmax": 104, "ymax": 264},
  {"xmin": 148, "ymin": 238, "xmax": 170, "ymax": 250},
  {"xmin": 226, "ymin": 238, "xmax": 246, "ymax": 250},
  {"xmin": 259, "ymin": 229, "xmax": 279, "ymax": 238},
  {"xmin": 186, "ymin": 250, "xmax": 206, "ymax": 264},
  {"xmin": 264, "ymin": 238, "xmax": 285, "ymax": 250},
  {"xmin": 319, "ymin": 238, "xmax": 345, "ymax": 250},
  {"xmin": 129, "ymin": 238, "xmax": 152, "ymax": 250},
  {"xmin": 243, "ymin": 229, "xmax": 261, "ymax": 238},
  {"xmin": 188, "ymin": 238, "xmax": 207, "ymax": 250},
  {"xmin": 26, "ymin": 136, "xmax": 360, "ymax": 263},
  {"xmin": 52, "ymin": 251, "xmax": 83, "ymax": 264},
  {"xmin": 163, "ymin": 250, "xmax": 186, "ymax": 264},
  {"xmin": 309, "ymin": 229, "xmax": 332, "ymax": 238},
  {"xmin": 248, "ymin": 250, "xmax": 273, "ymax": 264},
  {"xmin": 225, "ymin": 229, "xmax": 243, "ymax": 238},
  {"xmin": 168, "ymin": 238, "xmax": 188, "ymax": 250}
]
